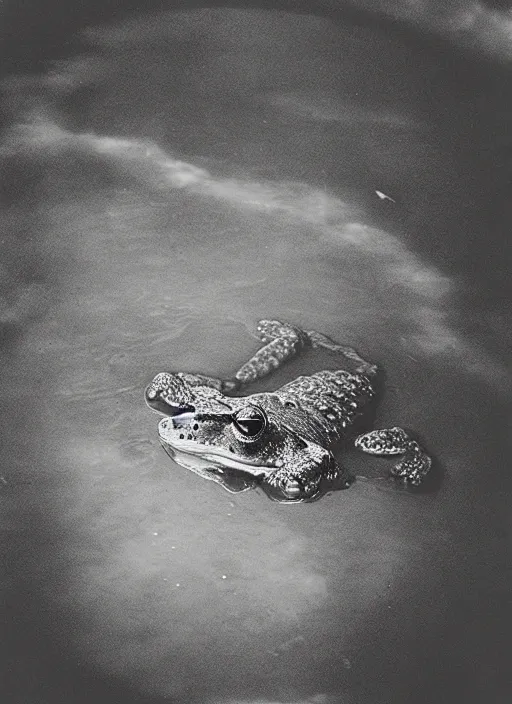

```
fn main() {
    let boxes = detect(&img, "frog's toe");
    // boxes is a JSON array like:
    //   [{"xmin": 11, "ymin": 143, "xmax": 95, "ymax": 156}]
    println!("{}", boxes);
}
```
[
  {"xmin": 280, "ymin": 477, "xmax": 303, "ymax": 500},
  {"xmin": 392, "ymin": 449, "xmax": 432, "ymax": 485},
  {"xmin": 265, "ymin": 469, "xmax": 322, "ymax": 502},
  {"xmin": 355, "ymin": 428, "xmax": 408, "ymax": 455},
  {"xmin": 280, "ymin": 472, "xmax": 321, "ymax": 500}
]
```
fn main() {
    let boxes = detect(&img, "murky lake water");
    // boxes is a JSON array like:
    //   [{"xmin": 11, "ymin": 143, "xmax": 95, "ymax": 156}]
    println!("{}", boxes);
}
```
[{"xmin": 2, "ymin": 6, "xmax": 511, "ymax": 704}]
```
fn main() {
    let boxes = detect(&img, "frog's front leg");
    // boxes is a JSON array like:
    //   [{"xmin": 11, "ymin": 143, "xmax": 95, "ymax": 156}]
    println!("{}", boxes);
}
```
[
  {"xmin": 226, "ymin": 319, "xmax": 377, "ymax": 391},
  {"xmin": 228, "ymin": 320, "xmax": 310, "ymax": 389},
  {"xmin": 354, "ymin": 427, "xmax": 431, "ymax": 485},
  {"xmin": 264, "ymin": 441, "xmax": 352, "ymax": 502},
  {"xmin": 145, "ymin": 371, "xmax": 225, "ymax": 414}
]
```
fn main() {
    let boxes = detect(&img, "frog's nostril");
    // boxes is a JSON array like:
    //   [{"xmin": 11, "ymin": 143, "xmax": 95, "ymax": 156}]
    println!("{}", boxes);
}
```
[
  {"xmin": 146, "ymin": 387, "xmax": 157, "ymax": 400},
  {"xmin": 282, "ymin": 479, "xmax": 302, "ymax": 499}
]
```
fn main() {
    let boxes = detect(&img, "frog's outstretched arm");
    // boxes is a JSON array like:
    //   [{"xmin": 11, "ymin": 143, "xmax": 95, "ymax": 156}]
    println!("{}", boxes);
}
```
[
  {"xmin": 306, "ymin": 329, "xmax": 378, "ymax": 376},
  {"xmin": 223, "ymin": 320, "xmax": 308, "ymax": 390},
  {"xmin": 354, "ymin": 427, "xmax": 431, "ymax": 485},
  {"xmin": 223, "ymin": 319, "xmax": 377, "ymax": 391},
  {"xmin": 146, "ymin": 371, "xmax": 226, "ymax": 413}
]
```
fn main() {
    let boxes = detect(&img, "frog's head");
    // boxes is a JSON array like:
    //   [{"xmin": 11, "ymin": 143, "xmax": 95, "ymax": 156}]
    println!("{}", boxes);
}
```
[{"xmin": 154, "ymin": 388, "xmax": 341, "ymax": 503}]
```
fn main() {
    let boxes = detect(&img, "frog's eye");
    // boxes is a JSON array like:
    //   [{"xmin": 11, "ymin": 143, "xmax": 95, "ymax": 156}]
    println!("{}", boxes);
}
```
[{"xmin": 232, "ymin": 406, "xmax": 267, "ymax": 441}]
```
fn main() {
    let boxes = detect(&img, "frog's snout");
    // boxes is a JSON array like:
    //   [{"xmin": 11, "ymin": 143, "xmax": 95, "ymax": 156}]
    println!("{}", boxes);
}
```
[{"xmin": 158, "ymin": 416, "xmax": 169, "ymax": 433}]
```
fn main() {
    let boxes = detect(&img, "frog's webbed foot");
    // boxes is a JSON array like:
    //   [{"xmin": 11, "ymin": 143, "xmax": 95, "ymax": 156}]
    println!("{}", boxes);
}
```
[
  {"xmin": 306, "ymin": 329, "xmax": 378, "ymax": 376},
  {"xmin": 263, "ymin": 442, "xmax": 350, "ymax": 503},
  {"xmin": 354, "ymin": 427, "xmax": 431, "ymax": 485}
]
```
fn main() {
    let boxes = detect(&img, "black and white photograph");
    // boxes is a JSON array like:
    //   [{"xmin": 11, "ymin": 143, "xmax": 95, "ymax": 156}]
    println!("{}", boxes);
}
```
[{"xmin": 1, "ymin": 1, "xmax": 511, "ymax": 702}]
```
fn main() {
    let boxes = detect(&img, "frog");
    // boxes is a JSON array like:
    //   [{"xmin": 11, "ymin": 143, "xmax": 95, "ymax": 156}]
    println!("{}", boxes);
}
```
[{"xmin": 145, "ymin": 319, "xmax": 432, "ymax": 503}]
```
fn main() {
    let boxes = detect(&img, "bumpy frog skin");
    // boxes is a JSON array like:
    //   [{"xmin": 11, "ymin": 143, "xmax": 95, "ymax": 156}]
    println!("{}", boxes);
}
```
[{"xmin": 145, "ymin": 320, "xmax": 432, "ymax": 503}]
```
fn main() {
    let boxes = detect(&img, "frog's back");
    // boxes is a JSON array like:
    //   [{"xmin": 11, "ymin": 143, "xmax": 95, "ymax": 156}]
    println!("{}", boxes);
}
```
[{"xmin": 275, "ymin": 370, "xmax": 375, "ymax": 443}]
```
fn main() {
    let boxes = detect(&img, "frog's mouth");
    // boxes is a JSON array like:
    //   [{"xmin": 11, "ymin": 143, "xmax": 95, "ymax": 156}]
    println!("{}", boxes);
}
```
[{"xmin": 157, "ymin": 414, "xmax": 271, "ymax": 476}]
